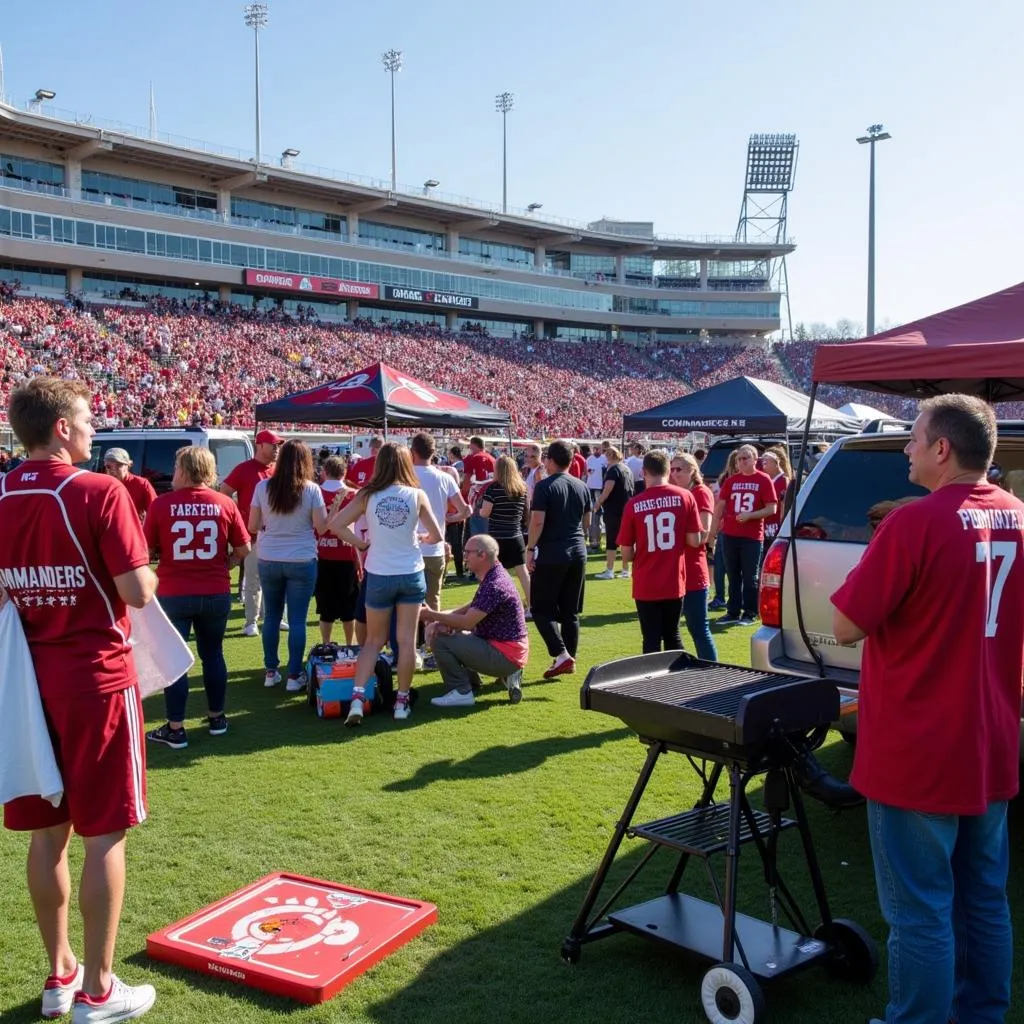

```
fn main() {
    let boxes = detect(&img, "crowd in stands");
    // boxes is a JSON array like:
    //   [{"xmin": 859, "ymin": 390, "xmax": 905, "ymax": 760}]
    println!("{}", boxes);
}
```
[{"xmin": 4, "ymin": 283, "xmax": 1023, "ymax": 438}]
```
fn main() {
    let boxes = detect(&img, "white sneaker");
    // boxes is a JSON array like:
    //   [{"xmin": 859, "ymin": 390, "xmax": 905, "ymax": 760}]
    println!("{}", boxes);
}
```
[
  {"xmin": 72, "ymin": 976, "xmax": 156, "ymax": 1024},
  {"xmin": 345, "ymin": 695, "xmax": 365, "ymax": 726},
  {"xmin": 42, "ymin": 962, "xmax": 84, "ymax": 1018},
  {"xmin": 393, "ymin": 695, "xmax": 412, "ymax": 721},
  {"xmin": 594, "ymin": 569, "xmax": 616, "ymax": 580},
  {"xmin": 619, "ymin": 569, "xmax": 631, "ymax": 579},
  {"xmin": 264, "ymin": 670, "xmax": 281, "ymax": 688},
  {"xmin": 285, "ymin": 672, "xmax": 307, "ymax": 693},
  {"xmin": 280, "ymin": 619, "xmax": 289, "ymax": 632},
  {"xmin": 243, "ymin": 623, "xmax": 258, "ymax": 637},
  {"xmin": 430, "ymin": 689, "xmax": 475, "ymax": 708}
]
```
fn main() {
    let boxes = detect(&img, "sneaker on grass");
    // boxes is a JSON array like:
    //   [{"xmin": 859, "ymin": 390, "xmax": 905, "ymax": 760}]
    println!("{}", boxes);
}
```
[
  {"xmin": 71, "ymin": 976, "xmax": 155, "ymax": 1024},
  {"xmin": 504, "ymin": 669, "xmax": 523, "ymax": 704},
  {"xmin": 207, "ymin": 714, "xmax": 228, "ymax": 736},
  {"xmin": 594, "ymin": 569, "xmax": 616, "ymax": 580},
  {"xmin": 264, "ymin": 670, "xmax": 281, "ymax": 688},
  {"xmin": 243, "ymin": 623, "xmax": 258, "ymax": 637},
  {"xmin": 430, "ymin": 688, "xmax": 474, "ymax": 708},
  {"xmin": 42, "ymin": 962, "xmax": 83, "ymax": 1019},
  {"xmin": 285, "ymin": 671, "xmax": 307, "ymax": 693},
  {"xmin": 146, "ymin": 723, "xmax": 188, "ymax": 750},
  {"xmin": 619, "ymin": 569, "xmax": 631, "ymax": 579},
  {"xmin": 394, "ymin": 692, "xmax": 412, "ymax": 720}
]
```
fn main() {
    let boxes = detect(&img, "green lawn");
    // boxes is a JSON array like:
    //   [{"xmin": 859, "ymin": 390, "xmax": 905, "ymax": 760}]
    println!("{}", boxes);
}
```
[{"xmin": 3, "ymin": 555, "xmax": 1023, "ymax": 1023}]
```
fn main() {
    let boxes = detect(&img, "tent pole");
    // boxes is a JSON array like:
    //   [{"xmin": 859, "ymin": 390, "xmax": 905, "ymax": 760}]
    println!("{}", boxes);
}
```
[{"xmin": 383, "ymin": 415, "xmax": 389, "ymax": 442}]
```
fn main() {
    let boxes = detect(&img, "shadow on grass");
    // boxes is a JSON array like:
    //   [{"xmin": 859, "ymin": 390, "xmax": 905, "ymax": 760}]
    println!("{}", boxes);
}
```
[{"xmin": 382, "ymin": 728, "xmax": 633, "ymax": 792}]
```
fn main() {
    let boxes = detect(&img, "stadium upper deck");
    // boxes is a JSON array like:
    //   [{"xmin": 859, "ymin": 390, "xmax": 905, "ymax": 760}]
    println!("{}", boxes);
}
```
[{"xmin": 0, "ymin": 101, "xmax": 792, "ymax": 341}]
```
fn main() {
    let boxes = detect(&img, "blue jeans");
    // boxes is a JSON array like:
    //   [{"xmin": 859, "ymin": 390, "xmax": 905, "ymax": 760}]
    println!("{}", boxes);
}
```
[
  {"xmin": 722, "ymin": 534, "xmax": 761, "ymax": 619},
  {"xmin": 713, "ymin": 542, "xmax": 726, "ymax": 603},
  {"xmin": 258, "ymin": 559, "xmax": 317, "ymax": 677},
  {"xmin": 161, "ymin": 593, "xmax": 231, "ymax": 722},
  {"xmin": 682, "ymin": 589, "xmax": 717, "ymax": 661},
  {"xmin": 867, "ymin": 799, "xmax": 1011, "ymax": 1024},
  {"xmin": 468, "ymin": 513, "xmax": 488, "ymax": 539}
]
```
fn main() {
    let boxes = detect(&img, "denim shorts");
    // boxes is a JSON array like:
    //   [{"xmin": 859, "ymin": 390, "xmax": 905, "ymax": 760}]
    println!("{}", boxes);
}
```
[{"xmin": 364, "ymin": 570, "xmax": 426, "ymax": 610}]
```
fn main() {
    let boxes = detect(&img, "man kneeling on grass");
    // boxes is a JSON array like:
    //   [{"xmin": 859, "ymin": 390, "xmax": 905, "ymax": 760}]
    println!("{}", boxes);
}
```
[{"xmin": 420, "ymin": 535, "xmax": 529, "ymax": 706}]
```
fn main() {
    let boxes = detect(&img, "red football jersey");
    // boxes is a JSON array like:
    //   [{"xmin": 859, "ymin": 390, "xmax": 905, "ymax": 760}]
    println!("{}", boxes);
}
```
[
  {"xmin": 832, "ymin": 482, "xmax": 1024, "ymax": 814},
  {"xmin": 0, "ymin": 459, "xmax": 150, "ymax": 699},
  {"xmin": 345, "ymin": 454, "xmax": 377, "ymax": 489},
  {"xmin": 461, "ymin": 451, "xmax": 495, "ymax": 497},
  {"xmin": 569, "ymin": 453, "xmax": 586, "ymax": 480},
  {"xmin": 617, "ymin": 484, "xmax": 701, "ymax": 601},
  {"xmin": 223, "ymin": 458, "xmax": 274, "ymax": 522},
  {"xmin": 718, "ymin": 470, "xmax": 777, "ymax": 541},
  {"xmin": 144, "ymin": 486, "xmax": 250, "ymax": 597},
  {"xmin": 316, "ymin": 486, "xmax": 357, "ymax": 562},
  {"xmin": 684, "ymin": 483, "xmax": 714, "ymax": 594},
  {"xmin": 122, "ymin": 472, "xmax": 157, "ymax": 520}
]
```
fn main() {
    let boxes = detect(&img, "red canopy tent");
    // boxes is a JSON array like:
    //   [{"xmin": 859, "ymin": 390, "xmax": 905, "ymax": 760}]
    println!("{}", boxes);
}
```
[
  {"xmin": 812, "ymin": 280, "xmax": 1024, "ymax": 402},
  {"xmin": 255, "ymin": 361, "xmax": 511, "ymax": 438}
]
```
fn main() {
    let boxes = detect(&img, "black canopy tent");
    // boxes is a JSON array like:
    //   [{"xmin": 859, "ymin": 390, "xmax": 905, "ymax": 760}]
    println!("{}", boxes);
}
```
[
  {"xmin": 255, "ymin": 361, "xmax": 512, "ymax": 443},
  {"xmin": 623, "ymin": 376, "xmax": 859, "ymax": 438}
]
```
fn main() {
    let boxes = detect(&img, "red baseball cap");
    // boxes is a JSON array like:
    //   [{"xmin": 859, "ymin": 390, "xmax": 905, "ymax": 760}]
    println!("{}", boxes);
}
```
[{"xmin": 255, "ymin": 429, "xmax": 284, "ymax": 445}]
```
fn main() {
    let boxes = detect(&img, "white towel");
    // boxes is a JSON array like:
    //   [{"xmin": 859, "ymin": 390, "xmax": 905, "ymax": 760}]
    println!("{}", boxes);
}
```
[
  {"xmin": 0, "ymin": 601, "xmax": 64, "ymax": 807},
  {"xmin": 128, "ymin": 598, "xmax": 195, "ymax": 699}
]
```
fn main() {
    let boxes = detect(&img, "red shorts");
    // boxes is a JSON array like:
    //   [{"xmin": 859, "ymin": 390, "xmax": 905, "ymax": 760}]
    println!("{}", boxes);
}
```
[{"xmin": 4, "ymin": 686, "xmax": 148, "ymax": 837}]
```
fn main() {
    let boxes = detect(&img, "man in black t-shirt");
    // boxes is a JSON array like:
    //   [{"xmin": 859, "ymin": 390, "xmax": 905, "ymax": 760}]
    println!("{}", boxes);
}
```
[
  {"xmin": 593, "ymin": 447, "xmax": 634, "ymax": 580},
  {"xmin": 526, "ymin": 439, "xmax": 592, "ymax": 678}
]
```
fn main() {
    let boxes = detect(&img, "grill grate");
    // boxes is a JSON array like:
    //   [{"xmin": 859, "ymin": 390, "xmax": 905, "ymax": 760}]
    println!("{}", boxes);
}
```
[
  {"xmin": 600, "ymin": 666, "xmax": 800, "ymax": 722},
  {"xmin": 629, "ymin": 804, "xmax": 796, "ymax": 857}
]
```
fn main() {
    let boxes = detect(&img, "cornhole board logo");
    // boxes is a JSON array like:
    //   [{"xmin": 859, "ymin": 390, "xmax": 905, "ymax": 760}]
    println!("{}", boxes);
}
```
[{"xmin": 147, "ymin": 872, "xmax": 437, "ymax": 1003}]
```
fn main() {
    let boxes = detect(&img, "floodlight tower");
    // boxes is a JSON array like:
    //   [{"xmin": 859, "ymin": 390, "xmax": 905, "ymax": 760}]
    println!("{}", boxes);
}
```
[
  {"xmin": 243, "ymin": 2, "xmax": 268, "ymax": 164},
  {"xmin": 495, "ymin": 91, "xmax": 514, "ymax": 214},
  {"xmin": 735, "ymin": 133, "xmax": 799, "ymax": 340},
  {"xmin": 382, "ymin": 49, "xmax": 403, "ymax": 192},
  {"xmin": 857, "ymin": 124, "xmax": 891, "ymax": 336}
]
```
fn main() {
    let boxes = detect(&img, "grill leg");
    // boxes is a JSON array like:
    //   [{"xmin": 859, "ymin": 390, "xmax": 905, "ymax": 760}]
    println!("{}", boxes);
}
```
[
  {"xmin": 787, "ymin": 767, "xmax": 834, "ymax": 927},
  {"xmin": 666, "ymin": 761, "xmax": 723, "ymax": 894},
  {"xmin": 721, "ymin": 761, "xmax": 743, "ymax": 964},
  {"xmin": 566, "ymin": 741, "xmax": 664, "ymax": 943}
]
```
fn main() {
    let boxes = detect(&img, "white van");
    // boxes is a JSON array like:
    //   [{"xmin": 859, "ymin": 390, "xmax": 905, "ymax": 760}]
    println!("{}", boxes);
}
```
[{"xmin": 82, "ymin": 428, "xmax": 254, "ymax": 493}]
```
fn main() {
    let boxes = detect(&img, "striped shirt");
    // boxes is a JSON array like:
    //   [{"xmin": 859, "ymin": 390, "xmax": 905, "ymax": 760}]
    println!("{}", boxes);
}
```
[{"xmin": 482, "ymin": 482, "xmax": 527, "ymax": 540}]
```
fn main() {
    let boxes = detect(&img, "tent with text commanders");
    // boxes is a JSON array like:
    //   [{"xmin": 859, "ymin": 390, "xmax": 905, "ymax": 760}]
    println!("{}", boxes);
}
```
[
  {"xmin": 254, "ymin": 362, "xmax": 511, "ymax": 431},
  {"xmin": 623, "ymin": 376, "xmax": 858, "ymax": 435},
  {"xmin": 812, "ymin": 280, "xmax": 1024, "ymax": 401}
]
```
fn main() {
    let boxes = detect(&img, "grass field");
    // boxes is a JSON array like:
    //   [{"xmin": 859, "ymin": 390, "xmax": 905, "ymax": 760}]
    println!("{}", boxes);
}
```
[{"xmin": 3, "ymin": 555, "xmax": 1023, "ymax": 1024}]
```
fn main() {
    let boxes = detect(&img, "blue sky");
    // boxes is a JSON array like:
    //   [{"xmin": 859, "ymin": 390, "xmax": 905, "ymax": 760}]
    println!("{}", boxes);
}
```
[{"xmin": 2, "ymin": 0, "xmax": 1022, "ymax": 330}]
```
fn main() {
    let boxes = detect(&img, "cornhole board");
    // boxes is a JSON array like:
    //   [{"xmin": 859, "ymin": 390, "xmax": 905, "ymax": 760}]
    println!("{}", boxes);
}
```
[{"xmin": 147, "ymin": 872, "xmax": 437, "ymax": 1003}]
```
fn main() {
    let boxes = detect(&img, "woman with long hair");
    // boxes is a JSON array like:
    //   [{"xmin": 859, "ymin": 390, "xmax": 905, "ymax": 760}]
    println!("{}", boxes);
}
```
[
  {"xmin": 480, "ymin": 454, "xmax": 531, "ymax": 608},
  {"xmin": 670, "ymin": 452, "xmax": 718, "ymax": 661},
  {"xmin": 327, "ymin": 443, "xmax": 443, "ymax": 723},
  {"xmin": 760, "ymin": 446, "xmax": 793, "ymax": 550},
  {"xmin": 249, "ymin": 440, "xmax": 327, "ymax": 691}
]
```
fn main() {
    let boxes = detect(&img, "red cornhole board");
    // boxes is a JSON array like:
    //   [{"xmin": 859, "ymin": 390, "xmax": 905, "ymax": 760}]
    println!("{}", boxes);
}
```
[{"xmin": 146, "ymin": 872, "xmax": 437, "ymax": 1003}]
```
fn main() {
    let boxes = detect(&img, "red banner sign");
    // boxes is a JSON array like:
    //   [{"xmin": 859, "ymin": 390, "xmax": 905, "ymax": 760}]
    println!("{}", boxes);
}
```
[{"xmin": 243, "ymin": 270, "xmax": 379, "ymax": 300}]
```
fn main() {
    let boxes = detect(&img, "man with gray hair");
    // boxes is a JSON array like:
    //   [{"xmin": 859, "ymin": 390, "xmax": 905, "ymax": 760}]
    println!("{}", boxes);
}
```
[{"xmin": 420, "ymin": 534, "xmax": 529, "ymax": 706}]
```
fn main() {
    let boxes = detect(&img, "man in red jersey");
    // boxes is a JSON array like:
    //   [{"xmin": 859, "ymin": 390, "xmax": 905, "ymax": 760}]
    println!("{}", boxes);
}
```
[
  {"xmin": 220, "ymin": 428, "xmax": 281, "ymax": 636},
  {"xmin": 462, "ymin": 435, "xmax": 496, "ymax": 547},
  {"xmin": 707, "ymin": 444, "xmax": 777, "ymax": 626},
  {"xmin": 0, "ymin": 377, "xmax": 158, "ymax": 1022},
  {"xmin": 617, "ymin": 450, "xmax": 702, "ymax": 653},
  {"xmin": 568, "ymin": 443, "xmax": 587, "ymax": 482},
  {"xmin": 103, "ymin": 447, "xmax": 157, "ymax": 523},
  {"xmin": 315, "ymin": 456, "xmax": 360, "ymax": 645},
  {"xmin": 345, "ymin": 436, "xmax": 382, "ymax": 488},
  {"xmin": 832, "ymin": 395, "xmax": 1024, "ymax": 1024},
  {"xmin": 144, "ymin": 446, "xmax": 250, "ymax": 749}
]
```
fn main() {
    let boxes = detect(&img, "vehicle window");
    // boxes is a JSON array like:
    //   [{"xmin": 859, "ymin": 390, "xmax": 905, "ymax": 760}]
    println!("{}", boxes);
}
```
[
  {"xmin": 141, "ymin": 439, "xmax": 189, "ymax": 493},
  {"xmin": 83, "ymin": 439, "xmax": 144, "ymax": 473},
  {"xmin": 797, "ymin": 446, "xmax": 926, "ymax": 543},
  {"xmin": 209, "ymin": 439, "xmax": 250, "ymax": 485},
  {"xmin": 701, "ymin": 443, "xmax": 742, "ymax": 482}
]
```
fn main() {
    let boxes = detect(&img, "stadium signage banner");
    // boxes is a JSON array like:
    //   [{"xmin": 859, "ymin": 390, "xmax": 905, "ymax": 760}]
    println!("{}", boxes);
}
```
[
  {"xmin": 243, "ymin": 269, "xmax": 379, "ymax": 300},
  {"xmin": 384, "ymin": 286, "xmax": 479, "ymax": 310}
]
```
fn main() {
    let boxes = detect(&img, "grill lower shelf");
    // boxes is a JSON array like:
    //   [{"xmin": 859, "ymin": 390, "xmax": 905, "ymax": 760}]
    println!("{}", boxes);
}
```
[
  {"xmin": 608, "ymin": 893, "xmax": 829, "ymax": 980},
  {"xmin": 628, "ymin": 804, "xmax": 795, "ymax": 857}
]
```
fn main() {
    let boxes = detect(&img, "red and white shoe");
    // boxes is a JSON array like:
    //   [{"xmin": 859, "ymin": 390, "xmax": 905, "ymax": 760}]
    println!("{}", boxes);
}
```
[
  {"xmin": 42, "ymin": 962, "xmax": 83, "ymax": 1018},
  {"xmin": 543, "ymin": 656, "xmax": 576, "ymax": 679},
  {"xmin": 72, "ymin": 976, "xmax": 156, "ymax": 1023}
]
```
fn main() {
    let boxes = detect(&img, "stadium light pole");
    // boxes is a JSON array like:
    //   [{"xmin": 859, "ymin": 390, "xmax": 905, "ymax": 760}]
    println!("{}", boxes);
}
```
[
  {"xmin": 244, "ymin": 3, "xmax": 268, "ymax": 165},
  {"xmin": 495, "ymin": 92, "xmax": 514, "ymax": 214},
  {"xmin": 857, "ymin": 123, "xmax": 891, "ymax": 336},
  {"xmin": 382, "ymin": 50, "xmax": 402, "ymax": 192}
]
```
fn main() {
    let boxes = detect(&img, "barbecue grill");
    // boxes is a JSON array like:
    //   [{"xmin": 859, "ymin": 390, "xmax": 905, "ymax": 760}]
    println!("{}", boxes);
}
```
[{"xmin": 562, "ymin": 651, "xmax": 877, "ymax": 1024}]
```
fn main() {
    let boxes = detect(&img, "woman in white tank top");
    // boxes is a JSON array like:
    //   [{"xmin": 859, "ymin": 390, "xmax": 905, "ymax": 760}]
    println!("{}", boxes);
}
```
[{"xmin": 327, "ymin": 443, "xmax": 442, "ymax": 723}]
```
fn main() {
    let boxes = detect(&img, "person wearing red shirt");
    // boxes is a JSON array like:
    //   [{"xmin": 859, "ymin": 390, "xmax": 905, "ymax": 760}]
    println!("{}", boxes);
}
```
[
  {"xmin": 708, "ymin": 444, "xmax": 777, "ymax": 626},
  {"xmin": 832, "ymin": 395, "xmax": 1023, "ymax": 1024},
  {"xmin": 670, "ymin": 452, "xmax": 718, "ymax": 660},
  {"xmin": 568, "ymin": 444, "xmax": 587, "ymax": 481},
  {"xmin": 617, "ymin": 450, "xmax": 701, "ymax": 653},
  {"xmin": 220, "ymin": 428, "xmax": 280, "ymax": 636},
  {"xmin": 103, "ymin": 447, "xmax": 157, "ymax": 522},
  {"xmin": 462, "ymin": 435, "xmax": 496, "ymax": 548},
  {"xmin": 0, "ymin": 378, "xmax": 158, "ymax": 1021},
  {"xmin": 759, "ymin": 448, "xmax": 792, "ymax": 549},
  {"xmin": 316, "ymin": 456, "xmax": 360, "ymax": 645},
  {"xmin": 144, "ymin": 446, "xmax": 250, "ymax": 750},
  {"xmin": 344, "ymin": 435, "xmax": 382, "ymax": 488}
]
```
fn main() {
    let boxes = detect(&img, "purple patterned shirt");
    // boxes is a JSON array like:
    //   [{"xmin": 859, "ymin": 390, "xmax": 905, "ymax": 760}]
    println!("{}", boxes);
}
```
[{"xmin": 470, "ymin": 564, "xmax": 528, "ymax": 643}]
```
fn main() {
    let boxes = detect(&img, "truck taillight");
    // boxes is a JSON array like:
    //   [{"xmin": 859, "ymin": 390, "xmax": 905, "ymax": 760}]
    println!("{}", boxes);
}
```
[{"xmin": 759, "ymin": 539, "xmax": 789, "ymax": 628}]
